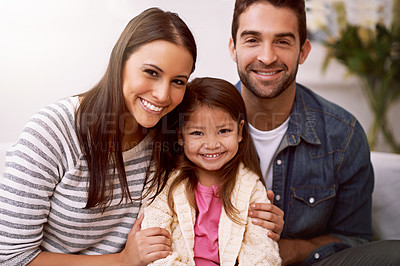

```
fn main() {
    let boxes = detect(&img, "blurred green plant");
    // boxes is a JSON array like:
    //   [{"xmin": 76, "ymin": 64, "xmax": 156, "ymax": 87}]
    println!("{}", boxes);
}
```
[{"xmin": 321, "ymin": 1, "xmax": 400, "ymax": 153}]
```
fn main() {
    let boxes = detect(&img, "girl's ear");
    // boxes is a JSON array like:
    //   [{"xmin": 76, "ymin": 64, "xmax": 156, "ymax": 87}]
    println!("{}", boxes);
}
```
[
  {"xmin": 177, "ymin": 128, "xmax": 184, "ymax": 146},
  {"xmin": 238, "ymin": 120, "xmax": 245, "ymax": 142}
]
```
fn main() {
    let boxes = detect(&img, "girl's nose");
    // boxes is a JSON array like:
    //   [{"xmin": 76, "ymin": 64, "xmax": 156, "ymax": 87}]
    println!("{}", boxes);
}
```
[{"xmin": 204, "ymin": 135, "xmax": 221, "ymax": 149}]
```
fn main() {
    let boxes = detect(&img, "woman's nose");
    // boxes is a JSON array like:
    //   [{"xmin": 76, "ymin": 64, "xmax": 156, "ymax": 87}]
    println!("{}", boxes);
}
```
[{"xmin": 152, "ymin": 81, "xmax": 170, "ymax": 102}]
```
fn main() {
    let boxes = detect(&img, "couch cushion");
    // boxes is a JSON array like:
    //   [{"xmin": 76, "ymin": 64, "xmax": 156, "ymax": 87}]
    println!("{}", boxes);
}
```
[{"xmin": 371, "ymin": 151, "xmax": 400, "ymax": 240}]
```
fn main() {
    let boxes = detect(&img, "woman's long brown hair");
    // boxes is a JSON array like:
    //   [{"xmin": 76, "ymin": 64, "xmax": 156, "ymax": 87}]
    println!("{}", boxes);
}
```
[
  {"xmin": 75, "ymin": 8, "xmax": 196, "ymax": 209},
  {"xmin": 164, "ymin": 77, "xmax": 262, "ymax": 224}
]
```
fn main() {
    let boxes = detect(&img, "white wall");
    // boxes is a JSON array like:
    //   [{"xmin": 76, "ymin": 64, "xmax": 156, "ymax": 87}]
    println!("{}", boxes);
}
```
[
  {"xmin": 0, "ymin": 0, "xmax": 237, "ymax": 145},
  {"xmin": 1, "ymin": 0, "xmax": 399, "ymax": 154}
]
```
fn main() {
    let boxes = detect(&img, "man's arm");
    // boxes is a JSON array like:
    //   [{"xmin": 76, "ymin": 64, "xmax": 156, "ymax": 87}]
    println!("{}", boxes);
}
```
[
  {"xmin": 278, "ymin": 236, "xmax": 340, "ymax": 265},
  {"xmin": 249, "ymin": 120, "xmax": 373, "ymax": 264},
  {"xmin": 248, "ymin": 190, "xmax": 284, "ymax": 241}
]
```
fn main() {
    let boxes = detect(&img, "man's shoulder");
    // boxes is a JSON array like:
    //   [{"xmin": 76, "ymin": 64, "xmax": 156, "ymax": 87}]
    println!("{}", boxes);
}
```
[{"xmin": 295, "ymin": 83, "xmax": 357, "ymax": 126}]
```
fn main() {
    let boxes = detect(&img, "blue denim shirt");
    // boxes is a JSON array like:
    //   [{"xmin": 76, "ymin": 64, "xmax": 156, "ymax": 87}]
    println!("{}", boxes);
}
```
[{"xmin": 236, "ymin": 82, "xmax": 374, "ymax": 265}]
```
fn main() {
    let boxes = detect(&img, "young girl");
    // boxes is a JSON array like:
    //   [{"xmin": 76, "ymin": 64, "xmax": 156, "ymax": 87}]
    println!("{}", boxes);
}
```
[{"xmin": 141, "ymin": 77, "xmax": 281, "ymax": 265}]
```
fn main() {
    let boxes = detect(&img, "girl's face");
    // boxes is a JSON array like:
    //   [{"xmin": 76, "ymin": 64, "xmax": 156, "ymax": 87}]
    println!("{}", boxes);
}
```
[
  {"xmin": 179, "ymin": 105, "xmax": 244, "ymax": 177},
  {"xmin": 122, "ymin": 40, "xmax": 193, "ymax": 129}
]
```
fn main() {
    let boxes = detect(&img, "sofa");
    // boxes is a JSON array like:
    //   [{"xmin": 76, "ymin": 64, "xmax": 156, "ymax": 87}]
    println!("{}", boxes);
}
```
[{"xmin": 0, "ymin": 143, "xmax": 399, "ymax": 240}]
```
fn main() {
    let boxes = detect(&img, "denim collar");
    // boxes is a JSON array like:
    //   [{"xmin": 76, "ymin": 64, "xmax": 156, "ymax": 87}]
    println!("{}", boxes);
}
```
[
  {"xmin": 234, "ymin": 81, "xmax": 321, "ymax": 149},
  {"xmin": 285, "ymin": 83, "xmax": 321, "ymax": 146}
]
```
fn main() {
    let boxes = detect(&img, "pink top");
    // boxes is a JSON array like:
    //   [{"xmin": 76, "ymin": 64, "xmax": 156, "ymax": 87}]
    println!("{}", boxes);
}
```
[{"xmin": 193, "ymin": 183, "xmax": 222, "ymax": 266}]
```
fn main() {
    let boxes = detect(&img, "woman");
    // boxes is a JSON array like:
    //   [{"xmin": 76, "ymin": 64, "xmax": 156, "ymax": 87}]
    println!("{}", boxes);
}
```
[{"xmin": 0, "ymin": 7, "xmax": 196, "ymax": 266}]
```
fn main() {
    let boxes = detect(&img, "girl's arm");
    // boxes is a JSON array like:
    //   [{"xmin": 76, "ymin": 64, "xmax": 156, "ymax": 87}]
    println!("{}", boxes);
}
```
[
  {"xmin": 238, "ymin": 180, "xmax": 282, "ymax": 266},
  {"xmin": 140, "ymin": 180, "xmax": 193, "ymax": 266}
]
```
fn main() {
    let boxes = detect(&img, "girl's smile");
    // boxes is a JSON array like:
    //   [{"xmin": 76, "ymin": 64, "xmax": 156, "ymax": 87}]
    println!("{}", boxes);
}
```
[{"xmin": 179, "ymin": 105, "xmax": 244, "ymax": 179}]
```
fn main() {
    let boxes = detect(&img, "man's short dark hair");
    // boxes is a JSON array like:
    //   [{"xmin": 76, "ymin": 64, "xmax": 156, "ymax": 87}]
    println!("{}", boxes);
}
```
[{"xmin": 231, "ymin": 0, "xmax": 307, "ymax": 47}]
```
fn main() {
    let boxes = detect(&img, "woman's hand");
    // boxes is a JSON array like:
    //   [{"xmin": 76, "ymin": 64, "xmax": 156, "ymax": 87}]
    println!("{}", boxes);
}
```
[
  {"xmin": 248, "ymin": 190, "xmax": 284, "ymax": 241},
  {"xmin": 119, "ymin": 214, "xmax": 172, "ymax": 266}
]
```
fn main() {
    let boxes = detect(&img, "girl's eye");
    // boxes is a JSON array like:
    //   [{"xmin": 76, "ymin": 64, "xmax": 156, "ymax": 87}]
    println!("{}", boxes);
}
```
[
  {"xmin": 144, "ymin": 69, "xmax": 158, "ymax": 77},
  {"xmin": 190, "ymin": 131, "xmax": 203, "ymax": 136},
  {"xmin": 219, "ymin": 128, "xmax": 232, "ymax": 134}
]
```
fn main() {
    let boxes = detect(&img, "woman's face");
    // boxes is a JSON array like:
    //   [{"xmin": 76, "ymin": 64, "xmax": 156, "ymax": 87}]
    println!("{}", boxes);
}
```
[{"xmin": 122, "ymin": 40, "xmax": 193, "ymax": 129}]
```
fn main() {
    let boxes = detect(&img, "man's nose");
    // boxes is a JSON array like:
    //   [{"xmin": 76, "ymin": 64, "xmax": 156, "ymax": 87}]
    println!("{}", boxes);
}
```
[{"xmin": 257, "ymin": 43, "xmax": 277, "ymax": 66}]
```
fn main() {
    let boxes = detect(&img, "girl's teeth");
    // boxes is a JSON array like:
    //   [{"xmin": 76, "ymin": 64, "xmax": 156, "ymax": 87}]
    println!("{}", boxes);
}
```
[
  {"xmin": 204, "ymin": 153, "xmax": 221, "ymax": 158},
  {"xmin": 141, "ymin": 99, "xmax": 163, "ymax": 112}
]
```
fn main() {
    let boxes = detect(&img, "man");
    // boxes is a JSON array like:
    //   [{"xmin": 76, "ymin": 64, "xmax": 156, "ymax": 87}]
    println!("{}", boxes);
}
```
[{"xmin": 229, "ymin": 0, "xmax": 399, "ymax": 265}]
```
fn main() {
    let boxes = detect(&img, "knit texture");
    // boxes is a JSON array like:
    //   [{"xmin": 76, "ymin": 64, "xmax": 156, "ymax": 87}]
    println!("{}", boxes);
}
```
[
  {"xmin": 0, "ymin": 97, "xmax": 153, "ymax": 265},
  {"xmin": 141, "ymin": 163, "xmax": 282, "ymax": 265}
]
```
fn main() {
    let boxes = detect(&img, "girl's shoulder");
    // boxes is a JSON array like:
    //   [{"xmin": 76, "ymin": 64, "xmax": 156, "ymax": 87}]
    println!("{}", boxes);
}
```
[{"xmin": 237, "ymin": 163, "xmax": 261, "ymax": 185}]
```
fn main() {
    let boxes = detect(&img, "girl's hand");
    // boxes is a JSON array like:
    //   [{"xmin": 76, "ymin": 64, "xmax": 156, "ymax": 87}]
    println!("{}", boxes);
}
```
[
  {"xmin": 119, "ymin": 214, "xmax": 172, "ymax": 266},
  {"xmin": 248, "ymin": 190, "xmax": 284, "ymax": 241}
]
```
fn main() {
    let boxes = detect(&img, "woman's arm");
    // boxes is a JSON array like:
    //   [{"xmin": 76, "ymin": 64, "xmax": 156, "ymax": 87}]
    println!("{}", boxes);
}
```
[{"xmin": 28, "ymin": 215, "xmax": 172, "ymax": 266}]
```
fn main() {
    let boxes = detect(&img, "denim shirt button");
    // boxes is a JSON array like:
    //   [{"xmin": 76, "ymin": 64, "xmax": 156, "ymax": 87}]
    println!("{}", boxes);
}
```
[
  {"xmin": 314, "ymin": 253, "xmax": 320, "ymax": 259},
  {"xmin": 276, "ymin": 159, "xmax": 282, "ymax": 165},
  {"xmin": 309, "ymin": 197, "xmax": 315, "ymax": 204},
  {"xmin": 275, "ymin": 194, "xmax": 281, "ymax": 201}
]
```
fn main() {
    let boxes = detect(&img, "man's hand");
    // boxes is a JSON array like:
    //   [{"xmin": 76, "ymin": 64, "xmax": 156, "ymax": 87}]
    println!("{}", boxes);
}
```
[{"xmin": 248, "ymin": 190, "xmax": 284, "ymax": 241}]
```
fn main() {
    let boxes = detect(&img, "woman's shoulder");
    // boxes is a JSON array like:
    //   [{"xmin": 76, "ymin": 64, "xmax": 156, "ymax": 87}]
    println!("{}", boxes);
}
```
[
  {"xmin": 14, "ymin": 96, "xmax": 82, "ymax": 158},
  {"xmin": 29, "ymin": 96, "xmax": 78, "ymax": 129}
]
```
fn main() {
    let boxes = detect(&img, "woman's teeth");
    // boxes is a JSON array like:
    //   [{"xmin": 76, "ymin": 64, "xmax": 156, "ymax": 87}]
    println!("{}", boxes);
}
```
[{"xmin": 141, "ymin": 99, "xmax": 163, "ymax": 112}]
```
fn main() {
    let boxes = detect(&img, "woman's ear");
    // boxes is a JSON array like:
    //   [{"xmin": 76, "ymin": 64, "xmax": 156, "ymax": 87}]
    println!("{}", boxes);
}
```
[{"xmin": 238, "ymin": 120, "xmax": 245, "ymax": 142}]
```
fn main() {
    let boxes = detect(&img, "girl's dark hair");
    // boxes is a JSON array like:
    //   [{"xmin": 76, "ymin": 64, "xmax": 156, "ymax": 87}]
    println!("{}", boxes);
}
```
[
  {"xmin": 231, "ymin": 0, "xmax": 307, "ymax": 47},
  {"xmin": 75, "ymin": 7, "xmax": 197, "ymax": 209},
  {"xmin": 162, "ymin": 77, "xmax": 262, "ymax": 224}
]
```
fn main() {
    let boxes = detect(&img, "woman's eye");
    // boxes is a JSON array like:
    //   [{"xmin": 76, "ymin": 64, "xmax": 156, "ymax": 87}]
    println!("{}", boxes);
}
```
[
  {"xmin": 173, "ymin": 79, "xmax": 186, "ymax": 86},
  {"xmin": 144, "ymin": 69, "xmax": 158, "ymax": 77}
]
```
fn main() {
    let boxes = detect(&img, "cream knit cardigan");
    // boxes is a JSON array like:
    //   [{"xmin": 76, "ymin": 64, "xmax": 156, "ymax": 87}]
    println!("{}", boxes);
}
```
[{"xmin": 140, "ymin": 163, "xmax": 282, "ymax": 266}]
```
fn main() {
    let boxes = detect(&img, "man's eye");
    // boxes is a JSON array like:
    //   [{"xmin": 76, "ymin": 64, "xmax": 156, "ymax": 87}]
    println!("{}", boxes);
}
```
[
  {"xmin": 276, "ymin": 40, "xmax": 290, "ymax": 46},
  {"xmin": 245, "ymin": 38, "xmax": 258, "ymax": 43}
]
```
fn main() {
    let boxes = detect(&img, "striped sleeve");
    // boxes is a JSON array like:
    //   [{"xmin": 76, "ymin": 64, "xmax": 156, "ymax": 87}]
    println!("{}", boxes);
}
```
[{"xmin": 0, "ymin": 98, "xmax": 79, "ymax": 265}]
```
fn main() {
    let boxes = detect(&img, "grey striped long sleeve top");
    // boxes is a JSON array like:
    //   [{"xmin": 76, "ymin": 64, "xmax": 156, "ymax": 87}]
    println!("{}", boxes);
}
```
[{"xmin": 0, "ymin": 97, "xmax": 152, "ymax": 265}]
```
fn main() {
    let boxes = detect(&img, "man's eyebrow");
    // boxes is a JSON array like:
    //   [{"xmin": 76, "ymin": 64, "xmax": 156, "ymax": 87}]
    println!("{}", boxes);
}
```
[
  {"xmin": 240, "ymin": 30, "xmax": 261, "ymax": 38},
  {"xmin": 239, "ymin": 30, "xmax": 296, "ymax": 41},
  {"xmin": 275, "ymin": 32, "xmax": 296, "ymax": 40}
]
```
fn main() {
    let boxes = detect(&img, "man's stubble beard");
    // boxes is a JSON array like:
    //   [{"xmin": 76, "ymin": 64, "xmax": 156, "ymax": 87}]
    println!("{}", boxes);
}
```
[{"xmin": 237, "ymin": 57, "xmax": 300, "ymax": 99}]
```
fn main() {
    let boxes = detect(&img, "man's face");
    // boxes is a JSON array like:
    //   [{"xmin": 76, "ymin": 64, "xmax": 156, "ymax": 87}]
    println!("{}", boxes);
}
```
[{"xmin": 229, "ymin": 2, "xmax": 310, "ymax": 99}]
